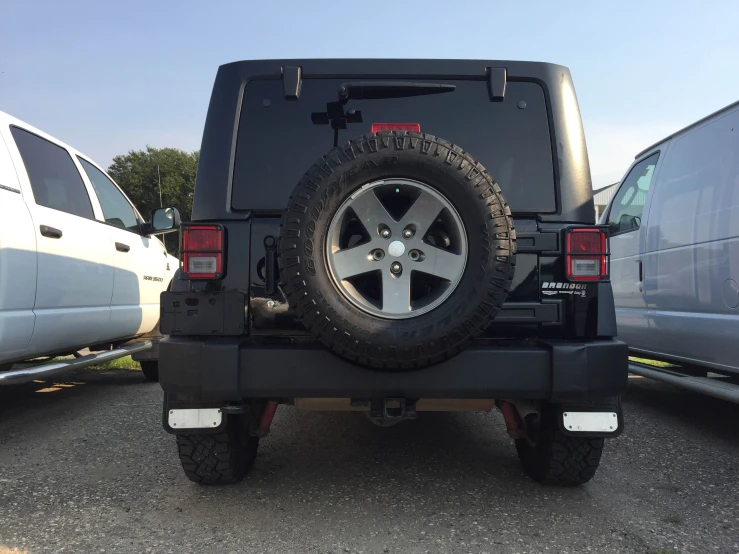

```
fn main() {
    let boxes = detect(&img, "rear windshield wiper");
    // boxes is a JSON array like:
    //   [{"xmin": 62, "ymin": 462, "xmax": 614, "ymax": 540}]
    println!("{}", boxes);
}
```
[
  {"xmin": 339, "ymin": 82, "xmax": 456, "ymax": 102},
  {"xmin": 312, "ymin": 82, "xmax": 455, "ymax": 147}
]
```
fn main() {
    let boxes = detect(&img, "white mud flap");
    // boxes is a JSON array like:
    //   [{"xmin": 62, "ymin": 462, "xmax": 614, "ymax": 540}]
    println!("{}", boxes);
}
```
[
  {"xmin": 562, "ymin": 411, "xmax": 618, "ymax": 433},
  {"xmin": 168, "ymin": 408, "xmax": 223, "ymax": 429}
]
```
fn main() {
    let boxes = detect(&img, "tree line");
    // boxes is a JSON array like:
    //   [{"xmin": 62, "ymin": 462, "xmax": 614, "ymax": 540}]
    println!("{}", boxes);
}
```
[{"xmin": 107, "ymin": 146, "xmax": 198, "ymax": 254}]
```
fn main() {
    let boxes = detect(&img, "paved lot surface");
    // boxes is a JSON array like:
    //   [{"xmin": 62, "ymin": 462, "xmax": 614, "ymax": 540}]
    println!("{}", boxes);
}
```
[{"xmin": 1, "ymin": 369, "xmax": 738, "ymax": 554}]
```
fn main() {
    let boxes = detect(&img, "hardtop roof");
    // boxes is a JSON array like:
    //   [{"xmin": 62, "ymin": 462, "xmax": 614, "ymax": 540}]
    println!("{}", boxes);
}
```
[{"xmin": 193, "ymin": 58, "xmax": 597, "ymax": 223}]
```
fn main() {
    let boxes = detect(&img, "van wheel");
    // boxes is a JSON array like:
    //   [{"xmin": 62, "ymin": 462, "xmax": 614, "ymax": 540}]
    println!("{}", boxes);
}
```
[
  {"xmin": 176, "ymin": 415, "xmax": 259, "ymax": 485},
  {"xmin": 140, "ymin": 361, "xmax": 159, "ymax": 382},
  {"xmin": 515, "ymin": 403, "xmax": 604, "ymax": 486}
]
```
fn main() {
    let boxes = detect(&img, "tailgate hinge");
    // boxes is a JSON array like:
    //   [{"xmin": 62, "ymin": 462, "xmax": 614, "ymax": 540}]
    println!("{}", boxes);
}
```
[
  {"xmin": 486, "ymin": 67, "xmax": 507, "ymax": 102},
  {"xmin": 282, "ymin": 65, "xmax": 303, "ymax": 100}
]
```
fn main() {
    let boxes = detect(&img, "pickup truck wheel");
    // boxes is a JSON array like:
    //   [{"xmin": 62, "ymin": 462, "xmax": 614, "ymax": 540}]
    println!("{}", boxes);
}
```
[
  {"xmin": 515, "ymin": 403, "xmax": 604, "ymax": 486},
  {"xmin": 176, "ymin": 415, "xmax": 259, "ymax": 485},
  {"xmin": 139, "ymin": 361, "xmax": 159, "ymax": 382},
  {"xmin": 279, "ymin": 131, "xmax": 516, "ymax": 370}
]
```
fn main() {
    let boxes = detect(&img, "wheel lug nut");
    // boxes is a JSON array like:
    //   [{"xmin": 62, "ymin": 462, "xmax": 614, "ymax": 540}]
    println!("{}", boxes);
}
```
[
  {"xmin": 402, "ymin": 228, "xmax": 414, "ymax": 239},
  {"xmin": 372, "ymin": 249, "xmax": 385, "ymax": 261},
  {"xmin": 380, "ymin": 228, "xmax": 391, "ymax": 239},
  {"xmin": 390, "ymin": 262, "xmax": 402, "ymax": 274},
  {"xmin": 408, "ymin": 250, "xmax": 420, "ymax": 261}
]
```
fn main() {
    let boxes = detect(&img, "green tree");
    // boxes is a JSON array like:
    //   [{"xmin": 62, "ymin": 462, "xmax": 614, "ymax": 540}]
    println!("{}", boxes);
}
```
[{"xmin": 108, "ymin": 146, "xmax": 198, "ymax": 253}]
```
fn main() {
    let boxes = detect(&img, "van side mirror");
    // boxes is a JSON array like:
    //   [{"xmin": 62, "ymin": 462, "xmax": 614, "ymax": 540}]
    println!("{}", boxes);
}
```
[
  {"xmin": 144, "ymin": 207, "xmax": 181, "ymax": 235},
  {"xmin": 618, "ymin": 213, "xmax": 637, "ymax": 232}
]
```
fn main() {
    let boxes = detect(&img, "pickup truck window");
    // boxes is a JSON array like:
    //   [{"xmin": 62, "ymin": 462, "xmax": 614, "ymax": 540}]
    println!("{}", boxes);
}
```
[
  {"xmin": 78, "ymin": 157, "xmax": 140, "ymax": 232},
  {"xmin": 11, "ymin": 126, "xmax": 94, "ymax": 219}
]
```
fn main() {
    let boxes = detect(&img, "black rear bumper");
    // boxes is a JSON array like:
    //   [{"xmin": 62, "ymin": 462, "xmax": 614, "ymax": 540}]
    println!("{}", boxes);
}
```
[{"xmin": 159, "ymin": 338, "xmax": 628, "ymax": 402}]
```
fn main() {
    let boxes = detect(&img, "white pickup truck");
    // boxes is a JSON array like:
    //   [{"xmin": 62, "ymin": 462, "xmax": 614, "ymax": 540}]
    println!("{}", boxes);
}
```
[{"xmin": 0, "ymin": 110, "xmax": 180, "ymax": 383}]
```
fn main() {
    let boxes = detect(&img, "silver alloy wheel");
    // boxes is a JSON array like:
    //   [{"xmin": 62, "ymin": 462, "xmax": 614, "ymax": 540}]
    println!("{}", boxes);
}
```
[{"xmin": 326, "ymin": 178, "xmax": 468, "ymax": 319}]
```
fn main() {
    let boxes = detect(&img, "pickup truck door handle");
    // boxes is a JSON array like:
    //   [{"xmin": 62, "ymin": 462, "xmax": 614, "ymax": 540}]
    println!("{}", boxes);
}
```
[
  {"xmin": 115, "ymin": 242, "xmax": 130, "ymax": 253},
  {"xmin": 39, "ymin": 225, "xmax": 63, "ymax": 239}
]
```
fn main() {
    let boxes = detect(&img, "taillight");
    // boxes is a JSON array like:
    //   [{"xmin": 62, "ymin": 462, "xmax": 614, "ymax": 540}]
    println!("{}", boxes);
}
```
[
  {"xmin": 370, "ymin": 123, "xmax": 421, "ymax": 133},
  {"xmin": 565, "ymin": 227, "xmax": 609, "ymax": 281},
  {"xmin": 181, "ymin": 224, "xmax": 224, "ymax": 279}
]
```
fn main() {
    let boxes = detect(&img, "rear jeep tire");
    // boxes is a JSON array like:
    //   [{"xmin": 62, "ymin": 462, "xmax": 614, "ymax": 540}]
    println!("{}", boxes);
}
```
[
  {"xmin": 176, "ymin": 415, "xmax": 259, "ymax": 485},
  {"xmin": 279, "ymin": 131, "xmax": 516, "ymax": 370},
  {"xmin": 515, "ymin": 403, "xmax": 604, "ymax": 486}
]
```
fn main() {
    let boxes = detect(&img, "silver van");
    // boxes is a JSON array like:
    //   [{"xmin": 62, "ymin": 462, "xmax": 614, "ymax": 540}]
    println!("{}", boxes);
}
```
[{"xmin": 603, "ymin": 100, "xmax": 739, "ymax": 376}]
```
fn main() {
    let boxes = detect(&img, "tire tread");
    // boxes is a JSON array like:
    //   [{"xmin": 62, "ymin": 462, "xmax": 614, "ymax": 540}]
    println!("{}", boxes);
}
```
[
  {"xmin": 176, "ymin": 418, "xmax": 258, "ymax": 485},
  {"xmin": 516, "ymin": 405, "xmax": 604, "ymax": 486},
  {"xmin": 278, "ymin": 131, "xmax": 516, "ymax": 370}
]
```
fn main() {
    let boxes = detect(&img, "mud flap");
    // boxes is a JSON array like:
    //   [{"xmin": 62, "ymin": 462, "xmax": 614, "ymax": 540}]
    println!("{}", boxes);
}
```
[
  {"xmin": 557, "ymin": 396, "xmax": 624, "ymax": 438},
  {"xmin": 162, "ymin": 393, "xmax": 228, "ymax": 435}
]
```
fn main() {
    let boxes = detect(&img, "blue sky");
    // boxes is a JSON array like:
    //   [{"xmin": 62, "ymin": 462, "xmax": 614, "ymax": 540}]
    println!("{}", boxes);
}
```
[{"xmin": 3, "ymin": 0, "xmax": 738, "ymax": 189}]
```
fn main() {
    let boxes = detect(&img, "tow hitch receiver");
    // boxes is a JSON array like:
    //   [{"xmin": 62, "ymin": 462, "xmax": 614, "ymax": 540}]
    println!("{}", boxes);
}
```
[{"xmin": 367, "ymin": 398, "xmax": 417, "ymax": 426}]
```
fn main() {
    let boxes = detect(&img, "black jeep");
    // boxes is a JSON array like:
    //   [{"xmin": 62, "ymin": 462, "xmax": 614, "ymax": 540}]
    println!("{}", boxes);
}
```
[{"xmin": 159, "ymin": 59, "xmax": 627, "ymax": 487}]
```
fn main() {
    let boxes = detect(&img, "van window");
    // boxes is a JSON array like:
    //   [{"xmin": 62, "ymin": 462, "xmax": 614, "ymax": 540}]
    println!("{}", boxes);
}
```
[
  {"xmin": 78, "ymin": 158, "xmax": 140, "ymax": 232},
  {"xmin": 232, "ymin": 78, "xmax": 555, "ymax": 214},
  {"xmin": 607, "ymin": 153, "xmax": 659, "ymax": 236},
  {"xmin": 10, "ymin": 127, "xmax": 94, "ymax": 219},
  {"xmin": 647, "ymin": 108, "xmax": 739, "ymax": 251}
]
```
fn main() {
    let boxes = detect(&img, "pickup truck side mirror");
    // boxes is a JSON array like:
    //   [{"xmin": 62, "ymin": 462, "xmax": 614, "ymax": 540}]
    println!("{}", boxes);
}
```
[{"xmin": 143, "ymin": 207, "xmax": 181, "ymax": 235}]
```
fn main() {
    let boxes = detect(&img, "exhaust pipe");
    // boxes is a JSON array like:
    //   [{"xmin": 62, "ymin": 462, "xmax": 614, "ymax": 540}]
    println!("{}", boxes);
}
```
[
  {"xmin": 496, "ymin": 400, "xmax": 540, "ymax": 439},
  {"xmin": 508, "ymin": 399, "xmax": 540, "ymax": 425}
]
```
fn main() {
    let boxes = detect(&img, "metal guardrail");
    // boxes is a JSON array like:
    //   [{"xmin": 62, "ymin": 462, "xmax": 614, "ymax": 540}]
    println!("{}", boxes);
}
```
[{"xmin": 0, "ymin": 341, "xmax": 152, "ymax": 386}]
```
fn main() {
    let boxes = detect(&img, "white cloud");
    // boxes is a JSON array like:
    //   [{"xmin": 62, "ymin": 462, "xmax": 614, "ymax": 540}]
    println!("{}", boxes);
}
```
[{"xmin": 583, "ymin": 120, "xmax": 679, "ymax": 190}]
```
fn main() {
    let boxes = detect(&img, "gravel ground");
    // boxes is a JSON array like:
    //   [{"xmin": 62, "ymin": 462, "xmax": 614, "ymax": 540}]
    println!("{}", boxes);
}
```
[{"xmin": 0, "ymin": 369, "xmax": 738, "ymax": 554}]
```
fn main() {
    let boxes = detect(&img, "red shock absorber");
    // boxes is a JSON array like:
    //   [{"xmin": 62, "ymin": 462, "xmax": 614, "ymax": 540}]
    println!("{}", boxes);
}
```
[
  {"xmin": 498, "ymin": 401, "xmax": 521, "ymax": 439},
  {"xmin": 257, "ymin": 400, "xmax": 279, "ymax": 437}
]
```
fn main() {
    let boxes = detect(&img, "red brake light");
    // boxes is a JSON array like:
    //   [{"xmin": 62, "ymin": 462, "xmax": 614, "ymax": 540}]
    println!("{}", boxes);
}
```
[
  {"xmin": 370, "ymin": 123, "xmax": 421, "ymax": 133},
  {"xmin": 566, "ymin": 228, "xmax": 609, "ymax": 282},
  {"xmin": 181, "ymin": 225, "xmax": 224, "ymax": 279}
]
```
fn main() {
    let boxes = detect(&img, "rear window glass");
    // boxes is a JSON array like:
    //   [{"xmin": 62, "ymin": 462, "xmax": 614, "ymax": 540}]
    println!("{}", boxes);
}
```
[
  {"xmin": 10, "ymin": 126, "xmax": 94, "ymax": 219},
  {"xmin": 232, "ymin": 79, "xmax": 555, "ymax": 213}
]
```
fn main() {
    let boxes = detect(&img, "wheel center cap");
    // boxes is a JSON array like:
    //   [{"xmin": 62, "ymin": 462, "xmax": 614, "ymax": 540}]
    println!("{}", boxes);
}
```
[{"xmin": 387, "ymin": 240, "xmax": 405, "ymax": 257}]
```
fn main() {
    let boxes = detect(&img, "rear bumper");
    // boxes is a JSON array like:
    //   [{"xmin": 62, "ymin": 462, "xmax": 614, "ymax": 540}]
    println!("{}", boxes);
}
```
[{"xmin": 159, "ymin": 338, "xmax": 628, "ymax": 402}]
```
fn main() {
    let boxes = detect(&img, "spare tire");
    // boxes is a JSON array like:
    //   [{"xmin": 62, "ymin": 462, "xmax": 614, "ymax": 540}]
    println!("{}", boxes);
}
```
[{"xmin": 279, "ymin": 131, "xmax": 516, "ymax": 370}]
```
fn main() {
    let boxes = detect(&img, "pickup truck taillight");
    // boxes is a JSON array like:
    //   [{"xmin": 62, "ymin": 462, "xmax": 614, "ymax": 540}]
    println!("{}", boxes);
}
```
[
  {"xmin": 565, "ymin": 227, "xmax": 609, "ymax": 282},
  {"xmin": 181, "ymin": 224, "xmax": 224, "ymax": 279}
]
